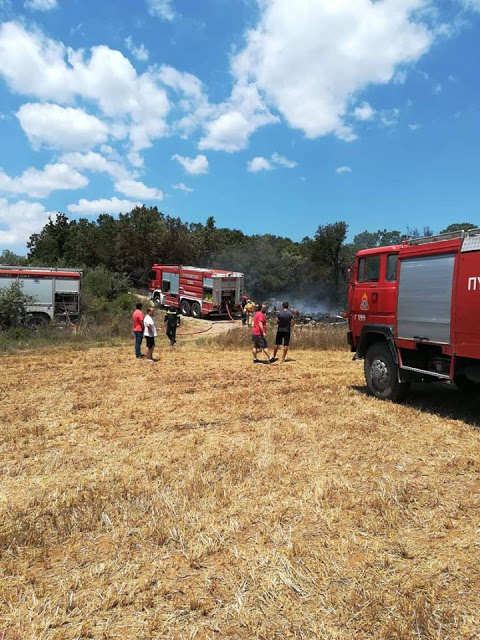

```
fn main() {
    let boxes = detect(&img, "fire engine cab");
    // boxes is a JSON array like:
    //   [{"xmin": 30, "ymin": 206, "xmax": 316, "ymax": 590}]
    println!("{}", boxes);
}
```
[
  {"xmin": 347, "ymin": 229, "xmax": 480, "ymax": 400},
  {"xmin": 148, "ymin": 264, "xmax": 244, "ymax": 318}
]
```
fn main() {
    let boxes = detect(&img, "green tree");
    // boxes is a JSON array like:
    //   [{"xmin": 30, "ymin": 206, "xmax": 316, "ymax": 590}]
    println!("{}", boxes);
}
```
[
  {"xmin": 27, "ymin": 213, "xmax": 72, "ymax": 264},
  {"xmin": 306, "ymin": 222, "xmax": 348, "ymax": 295},
  {"xmin": 0, "ymin": 250, "xmax": 28, "ymax": 266},
  {"xmin": 440, "ymin": 222, "xmax": 477, "ymax": 234}
]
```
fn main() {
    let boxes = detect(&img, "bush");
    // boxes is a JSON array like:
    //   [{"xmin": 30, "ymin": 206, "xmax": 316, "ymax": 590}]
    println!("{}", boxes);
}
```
[
  {"xmin": 0, "ymin": 281, "xmax": 33, "ymax": 329},
  {"xmin": 82, "ymin": 267, "xmax": 130, "ymax": 302}
]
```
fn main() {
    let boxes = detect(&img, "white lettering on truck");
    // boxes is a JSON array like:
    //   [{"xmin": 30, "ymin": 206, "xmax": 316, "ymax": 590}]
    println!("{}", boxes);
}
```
[{"xmin": 468, "ymin": 277, "xmax": 480, "ymax": 291}]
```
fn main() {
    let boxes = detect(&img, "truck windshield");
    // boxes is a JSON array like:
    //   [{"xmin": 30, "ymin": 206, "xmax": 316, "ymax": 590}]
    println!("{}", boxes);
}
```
[{"xmin": 357, "ymin": 256, "xmax": 380, "ymax": 283}]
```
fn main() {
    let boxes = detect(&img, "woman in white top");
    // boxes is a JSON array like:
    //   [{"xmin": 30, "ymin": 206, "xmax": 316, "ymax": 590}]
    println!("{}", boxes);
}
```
[{"xmin": 143, "ymin": 305, "xmax": 157, "ymax": 362}]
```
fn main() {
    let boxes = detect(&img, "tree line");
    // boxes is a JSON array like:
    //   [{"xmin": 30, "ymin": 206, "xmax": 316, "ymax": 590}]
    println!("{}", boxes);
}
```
[{"xmin": 1, "ymin": 207, "xmax": 477, "ymax": 304}]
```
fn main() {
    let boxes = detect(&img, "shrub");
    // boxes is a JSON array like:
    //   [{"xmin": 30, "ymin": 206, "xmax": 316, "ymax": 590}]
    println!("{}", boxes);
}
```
[{"xmin": 0, "ymin": 281, "xmax": 34, "ymax": 329}]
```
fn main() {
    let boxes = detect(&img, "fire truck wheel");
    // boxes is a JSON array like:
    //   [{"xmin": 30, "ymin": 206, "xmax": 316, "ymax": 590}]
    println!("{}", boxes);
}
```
[
  {"xmin": 180, "ymin": 300, "xmax": 191, "ymax": 316},
  {"xmin": 364, "ymin": 342, "xmax": 410, "ymax": 402},
  {"xmin": 454, "ymin": 375, "xmax": 479, "ymax": 392},
  {"xmin": 191, "ymin": 302, "xmax": 202, "ymax": 318}
]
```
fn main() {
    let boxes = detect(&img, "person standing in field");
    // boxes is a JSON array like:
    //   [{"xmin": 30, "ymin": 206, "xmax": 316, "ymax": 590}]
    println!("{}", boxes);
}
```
[
  {"xmin": 252, "ymin": 302, "xmax": 277, "ymax": 363},
  {"xmin": 144, "ymin": 305, "xmax": 157, "ymax": 362},
  {"xmin": 132, "ymin": 302, "xmax": 144, "ymax": 359},
  {"xmin": 245, "ymin": 299, "xmax": 255, "ymax": 327},
  {"xmin": 241, "ymin": 295, "xmax": 248, "ymax": 325},
  {"xmin": 273, "ymin": 301, "xmax": 295, "ymax": 362},
  {"xmin": 164, "ymin": 305, "xmax": 180, "ymax": 346}
]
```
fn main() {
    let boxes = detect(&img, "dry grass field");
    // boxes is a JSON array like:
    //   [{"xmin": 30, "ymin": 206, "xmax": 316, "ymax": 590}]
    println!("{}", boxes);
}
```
[{"xmin": 1, "ymin": 335, "xmax": 480, "ymax": 639}]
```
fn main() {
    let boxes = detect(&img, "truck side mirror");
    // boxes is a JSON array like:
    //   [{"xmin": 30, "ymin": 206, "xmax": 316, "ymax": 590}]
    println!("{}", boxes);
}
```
[{"xmin": 344, "ymin": 266, "xmax": 352, "ymax": 282}]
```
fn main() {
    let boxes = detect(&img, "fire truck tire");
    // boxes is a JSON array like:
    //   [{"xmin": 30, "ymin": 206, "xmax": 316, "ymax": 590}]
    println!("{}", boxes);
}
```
[
  {"xmin": 191, "ymin": 302, "xmax": 202, "ymax": 318},
  {"xmin": 364, "ymin": 342, "xmax": 410, "ymax": 401},
  {"xmin": 454, "ymin": 375, "xmax": 479, "ymax": 392},
  {"xmin": 180, "ymin": 300, "xmax": 191, "ymax": 316}
]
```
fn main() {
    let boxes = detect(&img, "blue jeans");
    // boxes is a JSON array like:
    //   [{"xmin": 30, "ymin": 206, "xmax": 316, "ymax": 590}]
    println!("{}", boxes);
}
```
[{"xmin": 134, "ymin": 331, "xmax": 143, "ymax": 357}]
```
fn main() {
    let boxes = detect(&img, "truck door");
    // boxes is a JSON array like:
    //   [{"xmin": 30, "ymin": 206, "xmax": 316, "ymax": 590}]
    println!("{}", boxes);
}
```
[{"xmin": 351, "ymin": 254, "xmax": 381, "ymax": 337}]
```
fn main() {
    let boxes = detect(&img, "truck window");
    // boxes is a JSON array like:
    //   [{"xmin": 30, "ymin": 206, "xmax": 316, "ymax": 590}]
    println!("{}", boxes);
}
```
[
  {"xmin": 357, "ymin": 256, "xmax": 380, "ymax": 283},
  {"xmin": 386, "ymin": 255, "xmax": 398, "ymax": 282},
  {"xmin": 148, "ymin": 270, "xmax": 156, "ymax": 281},
  {"xmin": 162, "ymin": 279, "xmax": 171, "ymax": 292}
]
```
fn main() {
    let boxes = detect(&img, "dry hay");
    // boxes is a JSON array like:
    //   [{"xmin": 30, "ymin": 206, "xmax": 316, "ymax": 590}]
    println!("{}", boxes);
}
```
[{"xmin": 1, "ymin": 339, "xmax": 480, "ymax": 639}]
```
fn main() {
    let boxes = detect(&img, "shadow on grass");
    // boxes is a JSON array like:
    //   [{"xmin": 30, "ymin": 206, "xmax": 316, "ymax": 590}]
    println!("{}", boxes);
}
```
[{"xmin": 351, "ymin": 383, "xmax": 480, "ymax": 428}]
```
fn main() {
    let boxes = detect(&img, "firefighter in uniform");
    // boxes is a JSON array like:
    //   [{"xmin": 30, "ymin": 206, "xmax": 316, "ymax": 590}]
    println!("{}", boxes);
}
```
[{"xmin": 164, "ymin": 305, "xmax": 181, "ymax": 346}]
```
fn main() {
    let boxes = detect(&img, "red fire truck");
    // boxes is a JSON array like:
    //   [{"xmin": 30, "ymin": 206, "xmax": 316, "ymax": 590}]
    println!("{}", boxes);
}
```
[
  {"xmin": 347, "ymin": 229, "xmax": 480, "ymax": 400},
  {"xmin": 148, "ymin": 264, "xmax": 244, "ymax": 318}
]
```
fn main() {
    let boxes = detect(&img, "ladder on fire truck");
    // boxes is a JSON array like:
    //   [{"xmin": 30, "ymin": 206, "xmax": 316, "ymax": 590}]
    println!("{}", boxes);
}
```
[{"xmin": 407, "ymin": 228, "xmax": 480, "ymax": 246}]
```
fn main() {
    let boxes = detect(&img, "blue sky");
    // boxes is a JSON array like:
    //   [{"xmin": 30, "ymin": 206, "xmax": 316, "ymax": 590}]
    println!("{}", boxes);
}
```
[{"xmin": 0, "ymin": 0, "xmax": 479, "ymax": 252}]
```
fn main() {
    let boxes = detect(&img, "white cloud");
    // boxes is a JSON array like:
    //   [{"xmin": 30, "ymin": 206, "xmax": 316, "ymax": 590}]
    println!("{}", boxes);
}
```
[
  {"xmin": 232, "ymin": 0, "xmax": 433, "ymax": 142},
  {"xmin": 336, "ymin": 166, "xmax": 352, "ymax": 174},
  {"xmin": 146, "ymin": 0, "xmax": 174, "ymax": 21},
  {"xmin": 24, "ymin": 0, "xmax": 57, "ymax": 10},
  {"xmin": 0, "ymin": 163, "xmax": 87, "ymax": 198},
  {"xmin": 198, "ymin": 82, "xmax": 278, "ymax": 152},
  {"xmin": 247, "ymin": 156, "xmax": 272, "ymax": 173},
  {"xmin": 460, "ymin": 0, "xmax": 480, "ymax": 11},
  {"xmin": 0, "ymin": 198, "xmax": 55, "ymax": 248},
  {"xmin": 172, "ymin": 182, "xmax": 193, "ymax": 192},
  {"xmin": 124, "ymin": 36, "xmax": 149, "ymax": 62},
  {"xmin": 271, "ymin": 152, "xmax": 296, "ymax": 168},
  {"xmin": 0, "ymin": 22, "xmax": 170, "ymax": 162},
  {"xmin": 353, "ymin": 102, "xmax": 375, "ymax": 122},
  {"xmin": 380, "ymin": 108, "xmax": 400, "ymax": 127},
  {"xmin": 59, "ymin": 151, "xmax": 130, "ymax": 181},
  {"xmin": 16, "ymin": 103, "xmax": 109, "ymax": 150},
  {"xmin": 67, "ymin": 197, "xmax": 140, "ymax": 216},
  {"xmin": 172, "ymin": 153, "xmax": 208, "ymax": 175},
  {"xmin": 114, "ymin": 178, "xmax": 163, "ymax": 200},
  {"xmin": 408, "ymin": 123, "xmax": 421, "ymax": 131},
  {"xmin": 248, "ymin": 152, "xmax": 296, "ymax": 172},
  {"xmin": 434, "ymin": 83, "xmax": 442, "ymax": 94}
]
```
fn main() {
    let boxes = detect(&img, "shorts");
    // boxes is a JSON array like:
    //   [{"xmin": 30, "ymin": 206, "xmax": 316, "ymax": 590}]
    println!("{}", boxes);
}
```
[
  {"xmin": 275, "ymin": 331, "xmax": 291, "ymax": 346},
  {"xmin": 252, "ymin": 335, "xmax": 268, "ymax": 349},
  {"xmin": 145, "ymin": 336, "xmax": 155, "ymax": 348}
]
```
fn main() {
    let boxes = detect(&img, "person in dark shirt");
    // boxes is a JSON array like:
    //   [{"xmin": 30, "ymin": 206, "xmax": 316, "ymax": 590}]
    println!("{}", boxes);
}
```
[
  {"xmin": 273, "ymin": 301, "xmax": 295, "ymax": 362},
  {"xmin": 164, "ymin": 305, "xmax": 181, "ymax": 346}
]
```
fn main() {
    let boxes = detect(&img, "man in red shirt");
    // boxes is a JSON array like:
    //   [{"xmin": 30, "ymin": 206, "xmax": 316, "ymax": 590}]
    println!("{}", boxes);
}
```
[
  {"xmin": 252, "ymin": 302, "xmax": 277, "ymax": 363},
  {"xmin": 132, "ymin": 302, "xmax": 144, "ymax": 358}
]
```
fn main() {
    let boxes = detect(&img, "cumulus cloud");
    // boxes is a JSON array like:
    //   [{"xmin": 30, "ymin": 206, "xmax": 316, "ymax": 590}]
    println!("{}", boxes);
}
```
[
  {"xmin": 354, "ymin": 102, "xmax": 375, "ymax": 121},
  {"xmin": 124, "ymin": 36, "xmax": 149, "ymax": 62},
  {"xmin": 247, "ymin": 156, "xmax": 272, "ymax": 173},
  {"xmin": 172, "ymin": 153, "xmax": 208, "ymax": 175},
  {"xmin": 271, "ymin": 152, "xmax": 296, "ymax": 168},
  {"xmin": 114, "ymin": 178, "xmax": 163, "ymax": 200},
  {"xmin": 59, "ymin": 151, "xmax": 130, "ymax": 181},
  {"xmin": 16, "ymin": 103, "xmax": 109, "ymax": 151},
  {"xmin": 460, "ymin": 0, "xmax": 480, "ymax": 11},
  {"xmin": 0, "ymin": 22, "xmax": 169, "ymax": 162},
  {"xmin": 0, "ymin": 198, "xmax": 55, "ymax": 248},
  {"xmin": 24, "ymin": 0, "xmax": 57, "ymax": 10},
  {"xmin": 0, "ymin": 163, "xmax": 87, "ymax": 198},
  {"xmin": 231, "ymin": 0, "xmax": 433, "ymax": 142},
  {"xmin": 198, "ymin": 83, "xmax": 278, "ymax": 152},
  {"xmin": 147, "ymin": 0, "xmax": 175, "ymax": 20},
  {"xmin": 248, "ymin": 152, "xmax": 296, "ymax": 172},
  {"xmin": 172, "ymin": 182, "xmax": 193, "ymax": 192},
  {"xmin": 67, "ymin": 197, "xmax": 141, "ymax": 216},
  {"xmin": 336, "ymin": 166, "xmax": 352, "ymax": 174}
]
